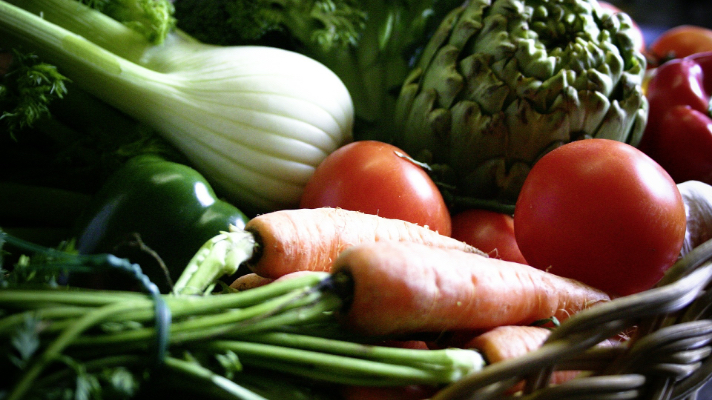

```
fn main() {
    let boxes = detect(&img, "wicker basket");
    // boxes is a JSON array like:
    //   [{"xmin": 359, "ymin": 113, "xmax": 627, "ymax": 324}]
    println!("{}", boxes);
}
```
[{"xmin": 433, "ymin": 238, "xmax": 712, "ymax": 400}]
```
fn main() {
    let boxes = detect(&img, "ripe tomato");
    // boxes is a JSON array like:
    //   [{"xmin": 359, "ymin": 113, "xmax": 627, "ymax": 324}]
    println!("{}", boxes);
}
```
[
  {"xmin": 598, "ymin": 2, "xmax": 646, "ymax": 54},
  {"xmin": 513, "ymin": 139, "xmax": 686, "ymax": 296},
  {"xmin": 300, "ymin": 140, "xmax": 452, "ymax": 236},
  {"xmin": 650, "ymin": 25, "xmax": 712, "ymax": 61},
  {"xmin": 451, "ymin": 209, "xmax": 528, "ymax": 264}
]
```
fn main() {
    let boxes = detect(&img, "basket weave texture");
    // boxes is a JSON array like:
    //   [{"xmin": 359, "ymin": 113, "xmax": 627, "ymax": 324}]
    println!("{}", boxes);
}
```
[{"xmin": 433, "ymin": 239, "xmax": 712, "ymax": 400}]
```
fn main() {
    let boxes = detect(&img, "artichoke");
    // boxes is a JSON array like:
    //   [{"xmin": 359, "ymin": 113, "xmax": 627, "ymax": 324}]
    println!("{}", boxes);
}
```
[{"xmin": 394, "ymin": 0, "xmax": 648, "ymax": 206}]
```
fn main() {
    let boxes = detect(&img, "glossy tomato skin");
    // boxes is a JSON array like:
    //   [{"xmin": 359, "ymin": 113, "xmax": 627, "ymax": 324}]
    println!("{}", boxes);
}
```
[
  {"xmin": 451, "ymin": 209, "xmax": 528, "ymax": 264},
  {"xmin": 650, "ymin": 25, "xmax": 712, "ymax": 61},
  {"xmin": 300, "ymin": 141, "xmax": 452, "ymax": 236},
  {"xmin": 514, "ymin": 139, "xmax": 686, "ymax": 297}
]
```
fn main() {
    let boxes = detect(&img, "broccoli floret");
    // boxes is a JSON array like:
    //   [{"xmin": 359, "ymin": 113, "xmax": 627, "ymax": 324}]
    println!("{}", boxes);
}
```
[
  {"xmin": 79, "ymin": 0, "xmax": 176, "ymax": 44},
  {"xmin": 174, "ymin": 0, "xmax": 367, "ymax": 51},
  {"xmin": 0, "ymin": 49, "xmax": 70, "ymax": 139}
]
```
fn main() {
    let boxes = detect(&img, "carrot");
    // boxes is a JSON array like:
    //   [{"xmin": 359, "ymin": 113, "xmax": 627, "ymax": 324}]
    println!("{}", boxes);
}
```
[
  {"xmin": 465, "ymin": 325, "xmax": 623, "ymax": 393},
  {"xmin": 329, "ymin": 242, "xmax": 610, "ymax": 336},
  {"xmin": 465, "ymin": 326, "xmax": 581, "ymax": 393},
  {"xmin": 229, "ymin": 271, "xmax": 322, "ymax": 291},
  {"xmin": 465, "ymin": 326, "xmax": 553, "ymax": 364},
  {"xmin": 229, "ymin": 273, "xmax": 273, "ymax": 291},
  {"xmin": 244, "ymin": 207, "xmax": 481, "ymax": 279}
]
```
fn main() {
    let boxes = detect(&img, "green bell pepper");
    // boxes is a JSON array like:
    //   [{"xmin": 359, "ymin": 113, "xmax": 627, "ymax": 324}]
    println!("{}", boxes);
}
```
[{"xmin": 73, "ymin": 154, "xmax": 248, "ymax": 293}]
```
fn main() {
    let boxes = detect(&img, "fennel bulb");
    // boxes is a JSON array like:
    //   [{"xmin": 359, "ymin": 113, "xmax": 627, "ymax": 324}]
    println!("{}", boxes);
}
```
[{"xmin": 0, "ymin": 0, "xmax": 354, "ymax": 213}]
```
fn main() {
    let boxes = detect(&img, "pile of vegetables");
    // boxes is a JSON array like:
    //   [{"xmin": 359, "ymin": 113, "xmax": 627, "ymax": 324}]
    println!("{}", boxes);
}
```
[
  {"xmin": 4, "ymin": 0, "xmax": 712, "ymax": 399},
  {"xmin": 1, "ymin": 0, "xmax": 354, "ymax": 214}
]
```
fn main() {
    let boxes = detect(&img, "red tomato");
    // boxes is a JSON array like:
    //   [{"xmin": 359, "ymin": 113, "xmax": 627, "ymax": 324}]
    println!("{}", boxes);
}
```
[
  {"xmin": 513, "ymin": 139, "xmax": 686, "ymax": 297},
  {"xmin": 451, "ymin": 209, "xmax": 528, "ymax": 264},
  {"xmin": 300, "ymin": 141, "xmax": 452, "ymax": 236},
  {"xmin": 650, "ymin": 25, "xmax": 712, "ymax": 61},
  {"xmin": 598, "ymin": 2, "xmax": 646, "ymax": 54}
]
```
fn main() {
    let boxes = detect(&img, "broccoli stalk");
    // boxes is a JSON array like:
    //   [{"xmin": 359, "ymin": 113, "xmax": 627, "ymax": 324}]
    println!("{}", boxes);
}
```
[
  {"xmin": 76, "ymin": 0, "xmax": 176, "ymax": 44},
  {"xmin": 173, "ymin": 0, "xmax": 467, "ymax": 141}
]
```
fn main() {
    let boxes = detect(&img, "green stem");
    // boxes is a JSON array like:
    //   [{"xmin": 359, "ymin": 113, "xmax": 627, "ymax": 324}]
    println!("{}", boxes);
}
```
[
  {"xmin": 206, "ymin": 340, "xmax": 470, "ymax": 386},
  {"xmin": 245, "ymin": 332, "xmax": 485, "ymax": 372},
  {"xmin": 172, "ymin": 230, "xmax": 256, "ymax": 296},
  {"xmin": 0, "ymin": 0, "xmax": 176, "ymax": 136},
  {"xmin": 69, "ymin": 286, "xmax": 334, "ymax": 349},
  {"xmin": 217, "ymin": 291, "xmax": 342, "ymax": 337},
  {"xmin": 0, "ymin": 306, "xmax": 90, "ymax": 335},
  {"xmin": 1, "ymin": 273, "xmax": 332, "ymax": 351},
  {"xmin": 6, "ymin": 299, "xmax": 149, "ymax": 400},
  {"xmin": 0, "ymin": 272, "xmax": 329, "ymax": 325},
  {"xmin": 0, "ymin": 289, "xmax": 149, "ymax": 307},
  {"xmin": 163, "ymin": 356, "xmax": 269, "ymax": 400},
  {"xmin": 4, "ymin": 0, "xmax": 152, "ymax": 63}
]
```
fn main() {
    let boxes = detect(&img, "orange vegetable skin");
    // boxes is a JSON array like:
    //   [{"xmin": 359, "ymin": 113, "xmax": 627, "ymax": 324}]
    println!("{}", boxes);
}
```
[
  {"xmin": 245, "ymin": 207, "xmax": 480, "ymax": 279},
  {"xmin": 332, "ymin": 242, "xmax": 610, "ymax": 336},
  {"xmin": 465, "ymin": 326, "xmax": 552, "ymax": 363},
  {"xmin": 466, "ymin": 326, "xmax": 581, "ymax": 392},
  {"xmin": 229, "ymin": 273, "xmax": 273, "ymax": 291}
]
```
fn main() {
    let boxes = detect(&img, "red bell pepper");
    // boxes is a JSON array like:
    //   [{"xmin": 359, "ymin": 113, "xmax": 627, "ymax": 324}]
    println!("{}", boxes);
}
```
[{"xmin": 638, "ymin": 51, "xmax": 712, "ymax": 184}]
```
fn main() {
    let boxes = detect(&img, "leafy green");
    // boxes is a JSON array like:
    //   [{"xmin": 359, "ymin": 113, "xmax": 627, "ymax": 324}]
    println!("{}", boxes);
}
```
[
  {"xmin": 0, "ymin": 231, "xmax": 486, "ymax": 400},
  {"xmin": 0, "ymin": 49, "xmax": 70, "ymax": 139},
  {"xmin": 0, "ymin": 0, "xmax": 175, "ymax": 138},
  {"xmin": 0, "ymin": 0, "xmax": 184, "ymax": 197},
  {"xmin": 8, "ymin": 314, "xmax": 41, "ymax": 370}
]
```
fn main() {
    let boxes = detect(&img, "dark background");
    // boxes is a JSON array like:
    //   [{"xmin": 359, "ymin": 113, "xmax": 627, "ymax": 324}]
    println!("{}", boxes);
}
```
[{"xmin": 606, "ymin": 0, "xmax": 712, "ymax": 43}]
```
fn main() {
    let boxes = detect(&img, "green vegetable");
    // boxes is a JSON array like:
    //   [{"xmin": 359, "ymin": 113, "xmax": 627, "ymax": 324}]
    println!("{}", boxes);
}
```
[
  {"xmin": 0, "ymin": 0, "xmax": 354, "ymax": 214},
  {"xmin": 173, "ymin": 0, "xmax": 466, "ymax": 141},
  {"xmin": 0, "ymin": 48, "xmax": 70, "ymax": 138},
  {"xmin": 0, "ymin": 232, "xmax": 486, "ymax": 400},
  {"xmin": 75, "ymin": 0, "xmax": 177, "ymax": 45},
  {"xmin": 393, "ymin": 0, "xmax": 648, "ymax": 206},
  {"xmin": 173, "ymin": 0, "xmax": 367, "ymax": 52},
  {"xmin": 0, "ymin": 0, "xmax": 171, "ymax": 139},
  {"xmin": 71, "ymin": 154, "xmax": 249, "ymax": 294}
]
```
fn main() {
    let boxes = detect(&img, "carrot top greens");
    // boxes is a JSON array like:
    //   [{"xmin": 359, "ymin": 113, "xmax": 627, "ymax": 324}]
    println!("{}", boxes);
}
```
[{"xmin": 0, "ymin": 229, "xmax": 486, "ymax": 400}]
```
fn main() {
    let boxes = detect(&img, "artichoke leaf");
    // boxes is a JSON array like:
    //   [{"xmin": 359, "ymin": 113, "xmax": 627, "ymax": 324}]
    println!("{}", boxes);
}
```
[
  {"xmin": 459, "ymin": 54, "xmax": 511, "ymax": 114},
  {"xmin": 421, "ymin": 45, "xmax": 466, "ymax": 109},
  {"xmin": 394, "ymin": 0, "xmax": 649, "ymax": 205}
]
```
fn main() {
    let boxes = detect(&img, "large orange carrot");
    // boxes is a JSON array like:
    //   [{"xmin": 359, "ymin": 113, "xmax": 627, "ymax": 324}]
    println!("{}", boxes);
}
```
[
  {"xmin": 330, "ymin": 242, "xmax": 610, "ymax": 336},
  {"xmin": 244, "ymin": 207, "xmax": 481, "ymax": 279}
]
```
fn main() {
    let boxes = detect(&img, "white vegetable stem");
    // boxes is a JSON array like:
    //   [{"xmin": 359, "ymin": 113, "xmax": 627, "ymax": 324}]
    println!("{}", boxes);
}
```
[{"xmin": 0, "ymin": 0, "xmax": 354, "ymax": 212}]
